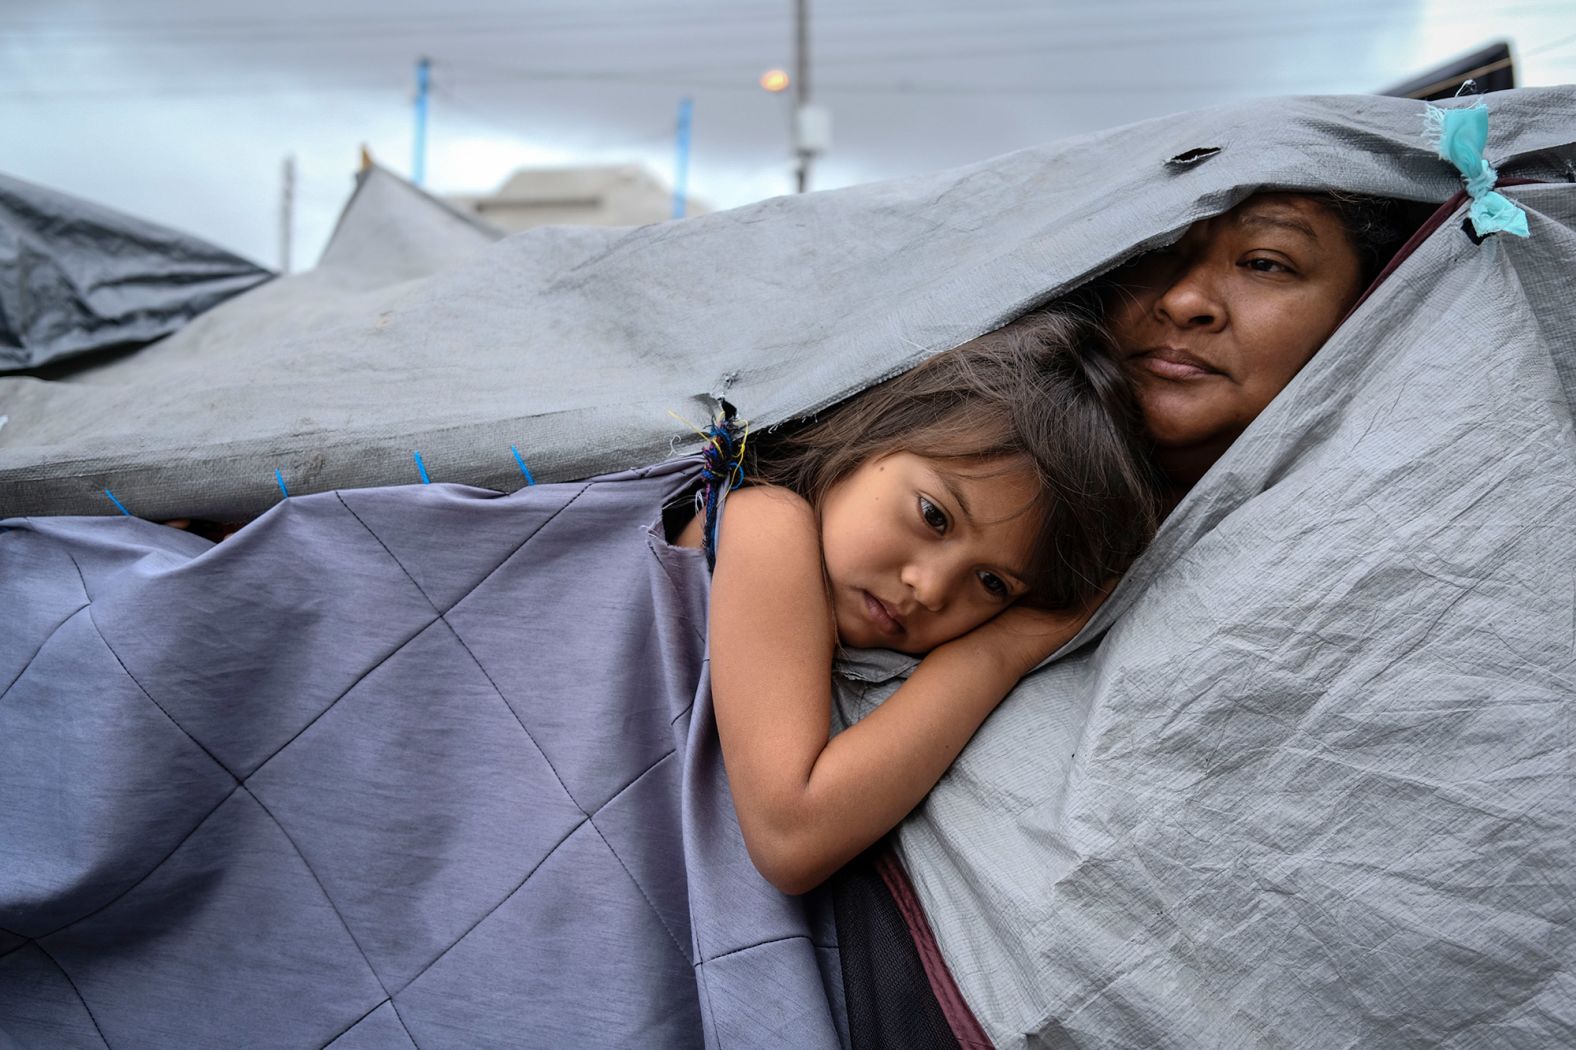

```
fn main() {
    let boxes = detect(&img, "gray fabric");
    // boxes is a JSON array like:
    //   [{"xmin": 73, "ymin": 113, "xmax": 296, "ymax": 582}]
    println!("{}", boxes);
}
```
[
  {"xmin": 834, "ymin": 181, "xmax": 1576, "ymax": 1047},
  {"xmin": 4, "ymin": 91, "xmax": 1574, "ymax": 521},
  {"xmin": 0, "ymin": 459, "xmax": 843, "ymax": 1049},
  {"xmin": 0, "ymin": 172, "xmax": 271, "ymax": 372}
]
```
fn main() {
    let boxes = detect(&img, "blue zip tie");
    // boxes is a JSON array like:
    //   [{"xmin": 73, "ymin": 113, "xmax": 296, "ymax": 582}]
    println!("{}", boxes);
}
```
[
  {"xmin": 413, "ymin": 450, "xmax": 431, "ymax": 484},
  {"xmin": 104, "ymin": 489, "xmax": 131, "ymax": 516},
  {"xmin": 511, "ymin": 445, "xmax": 536, "ymax": 485},
  {"xmin": 275, "ymin": 468, "xmax": 289, "ymax": 498}
]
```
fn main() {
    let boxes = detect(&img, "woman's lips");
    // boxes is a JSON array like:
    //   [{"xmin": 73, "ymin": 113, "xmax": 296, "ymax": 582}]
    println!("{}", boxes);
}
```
[
  {"xmin": 1131, "ymin": 346, "xmax": 1220, "ymax": 380},
  {"xmin": 863, "ymin": 591, "xmax": 904, "ymax": 636}
]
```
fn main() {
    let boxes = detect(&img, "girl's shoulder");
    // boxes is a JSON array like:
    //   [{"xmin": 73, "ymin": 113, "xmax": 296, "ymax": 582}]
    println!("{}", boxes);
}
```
[
  {"xmin": 673, "ymin": 483, "xmax": 814, "ymax": 551},
  {"xmin": 728, "ymin": 483, "xmax": 814, "ymax": 520}
]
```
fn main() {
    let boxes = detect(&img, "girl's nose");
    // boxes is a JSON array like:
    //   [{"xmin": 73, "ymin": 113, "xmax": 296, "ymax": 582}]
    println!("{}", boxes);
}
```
[
  {"xmin": 1153, "ymin": 259, "xmax": 1227, "ymax": 332},
  {"xmin": 901, "ymin": 558, "xmax": 954, "ymax": 613}
]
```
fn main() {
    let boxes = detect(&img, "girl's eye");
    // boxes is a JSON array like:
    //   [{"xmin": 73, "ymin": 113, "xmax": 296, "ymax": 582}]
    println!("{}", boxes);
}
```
[
  {"xmin": 918, "ymin": 496, "xmax": 948, "ymax": 533},
  {"xmin": 977, "ymin": 571, "xmax": 1009, "ymax": 599}
]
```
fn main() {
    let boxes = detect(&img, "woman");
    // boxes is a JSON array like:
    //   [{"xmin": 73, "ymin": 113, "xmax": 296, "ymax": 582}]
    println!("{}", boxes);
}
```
[{"xmin": 1107, "ymin": 191, "xmax": 1407, "ymax": 496}]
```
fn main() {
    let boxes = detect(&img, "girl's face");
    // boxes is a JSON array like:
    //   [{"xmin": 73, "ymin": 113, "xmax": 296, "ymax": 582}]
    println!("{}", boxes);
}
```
[{"xmin": 818, "ymin": 451, "xmax": 1041, "ymax": 654}]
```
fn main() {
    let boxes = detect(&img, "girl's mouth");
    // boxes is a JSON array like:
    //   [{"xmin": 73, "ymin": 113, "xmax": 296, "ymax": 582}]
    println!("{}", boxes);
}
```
[{"xmin": 863, "ymin": 591, "xmax": 904, "ymax": 636}]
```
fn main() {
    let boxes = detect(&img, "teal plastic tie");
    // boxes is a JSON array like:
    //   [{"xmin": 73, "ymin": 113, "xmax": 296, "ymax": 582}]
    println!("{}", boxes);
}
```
[{"xmin": 1426, "ymin": 103, "xmax": 1529, "ymax": 239}]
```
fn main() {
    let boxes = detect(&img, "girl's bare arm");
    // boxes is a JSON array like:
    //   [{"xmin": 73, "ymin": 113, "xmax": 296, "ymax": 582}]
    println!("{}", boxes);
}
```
[{"xmin": 709, "ymin": 485, "xmax": 1091, "ymax": 895}]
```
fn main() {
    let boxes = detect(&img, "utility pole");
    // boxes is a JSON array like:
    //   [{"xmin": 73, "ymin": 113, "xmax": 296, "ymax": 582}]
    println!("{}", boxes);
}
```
[
  {"xmin": 791, "ymin": 0, "xmax": 829, "ymax": 193},
  {"xmin": 672, "ymin": 97, "xmax": 694, "ymax": 219},
  {"xmin": 793, "ymin": 0, "xmax": 810, "ymax": 192},
  {"xmin": 412, "ymin": 56, "xmax": 431, "ymax": 186},
  {"xmin": 279, "ymin": 154, "xmax": 295, "ymax": 274}
]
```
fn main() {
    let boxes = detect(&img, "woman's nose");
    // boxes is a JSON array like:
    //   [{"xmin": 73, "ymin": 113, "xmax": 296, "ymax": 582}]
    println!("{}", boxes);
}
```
[{"xmin": 1153, "ymin": 259, "xmax": 1226, "ymax": 331}]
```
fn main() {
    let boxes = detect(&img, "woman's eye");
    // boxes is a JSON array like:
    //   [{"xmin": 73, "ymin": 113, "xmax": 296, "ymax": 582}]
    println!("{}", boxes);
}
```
[
  {"xmin": 1243, "ymin": 256, "xmax": 1291, "ymax": 274},
  {"xmin": 977, "ymin": 571, "xmax": 1009, "ymax": 599},
  {"xmin": 918, "ymin": 497, "xmax": 948, "ymax": 533}
]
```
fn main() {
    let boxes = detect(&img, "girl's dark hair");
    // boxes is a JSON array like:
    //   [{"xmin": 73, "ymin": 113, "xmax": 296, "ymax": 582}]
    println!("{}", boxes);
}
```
[{"xmin": 748, "ymin": 309, "xmax": 1161, "ymax": 610}]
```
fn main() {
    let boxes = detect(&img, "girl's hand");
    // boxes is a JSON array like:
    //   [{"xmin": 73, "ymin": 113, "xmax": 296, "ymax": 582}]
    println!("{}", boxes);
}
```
[{"xmin": 944, "ymin": 583, "xmax": 1114, "ymax": 680}]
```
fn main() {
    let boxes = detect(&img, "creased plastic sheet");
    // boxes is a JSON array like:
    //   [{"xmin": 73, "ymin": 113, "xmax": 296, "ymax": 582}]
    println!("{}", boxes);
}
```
[
  {"xmin": 3, "ymin": 91, "xmax": 1574, "ymax": 520},
  {"xmin": 0, "ymin": 172, "xmax": 271, "ymax": 372},
  {"xmin": 835, "ymin": 183, "xmax": 1576, "ymax": 1048}
]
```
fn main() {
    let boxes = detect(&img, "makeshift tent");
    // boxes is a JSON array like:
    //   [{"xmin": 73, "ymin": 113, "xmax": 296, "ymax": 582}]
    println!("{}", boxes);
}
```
[
  {"xmin": 0, "ymin": 173, "xmax": 272, "ymax": 373},
  {"xmin": 3, "ymin": 88, "xmax": 1574, "ymax": 1048}
]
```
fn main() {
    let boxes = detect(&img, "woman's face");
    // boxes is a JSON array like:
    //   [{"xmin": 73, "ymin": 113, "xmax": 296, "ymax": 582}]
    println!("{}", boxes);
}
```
[
  {"xmin": 818, "ymin": 452, "xmax": 1040, "ymax": 655},
  {"xmin": 1107, "ymin": 194, "xmax": 1366, "ymax": 486}
]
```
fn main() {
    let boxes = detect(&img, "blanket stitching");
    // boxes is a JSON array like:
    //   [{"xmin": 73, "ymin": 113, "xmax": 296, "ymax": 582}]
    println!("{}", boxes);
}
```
[
  {"xmin": 242, "ymin": 786, "xmax": 400, "ymax": 1000},
  {"xmin": 78, "ymin": 595, "xmax": 241, "ymax": 783},
  {"xmin": 1, "ymin": 601, "xmax": 89, "ymax": 696},
  {"xmin": 332, "ymin": 479, "xmax": 595, "ymax": 618},
  {"xmin": 700, "ymin": 932, "xmax": 817, "ymax": 965},
  {"xmin": 334, "ymin": 485, "xmax": 600, "ymax": 811},
  {"xmin": 244, "ymin": 613, "xmax": 444, "ymax": 782},
  {"xmin": 388, "ymin": 745, "xmax": 679, "ymax": 997},
  {"xmin": 33, "ymin": 941, "xmax": 113, "ymax": 1050},
  {"xmin": 385, "ymin": 997, "xmax": 425, "ymax": 1050},
  {"xmin": 584, "ymin": 756, "xmax": 694, "ymax": 965},
  {"xmin": 318, "ymin": 998, "xmax": 395, "ymax": 1050},
  {"xmin": 434, "ymin": 614, "xmax": 588, "ymax": 810},
  {"xmin": 668, "ymin": 656, "xmax": 706, "ymax": 728},
  {"xmin": 0, "ymin": 925, "xmax": 29, "ymax": 962},
  {"xmin": 439, "ymin": 480, "xmax": 597, "ymax": 616},
  {"xmin": 34, "ymin": 785, "xmax": 244, "ymax": 942},
  {"xmin": 389, "ymin": 814, "xmax": 591, "ymax": 997},
  {"xmin": 335, "ymin": 489, "xmax": 707, "ymax": 996},
  {"xmin": 59, "ymin": 537, "xmax": 93, "ymax": 602},
  {"xmin": 587, "ymin": 818, "xmax": 692, "ymax": 962}
]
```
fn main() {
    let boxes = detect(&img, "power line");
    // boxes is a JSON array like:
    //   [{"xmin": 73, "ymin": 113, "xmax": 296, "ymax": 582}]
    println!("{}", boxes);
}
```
[
  {"xmin": 5, "ymin": 26, "xmax": 1571, "ymax": 105},
  {"xmin": 434, "ymin": 84, "xmax": 675, "ymax": 153},
  {"xmin": 3, "ymin": 0, "xmax": 1562, "ymax": 52}
]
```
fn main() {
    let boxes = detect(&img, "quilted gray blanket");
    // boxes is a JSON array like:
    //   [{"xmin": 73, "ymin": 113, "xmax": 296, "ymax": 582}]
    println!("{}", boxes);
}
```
[{"xmin": 0, "ymin": 458, "xmax": 844, "ymax": 1049}]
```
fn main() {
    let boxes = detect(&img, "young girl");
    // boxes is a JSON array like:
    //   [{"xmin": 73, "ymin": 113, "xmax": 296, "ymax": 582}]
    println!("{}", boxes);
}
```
[{"xmin": 678, "ymin": 308, "xmax": 1159, "ymax": 894}]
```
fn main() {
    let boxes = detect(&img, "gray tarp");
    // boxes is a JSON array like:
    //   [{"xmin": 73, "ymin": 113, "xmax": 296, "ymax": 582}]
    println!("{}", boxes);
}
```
[
  {"xmin": 0, "ymin": 173, "xmax": 272, "ymax": 372},
  {"xmin": 4, "ymin": 91, "xmax": 1573, "ymax": 522},
  {"xmin": 3, "ymin": 88, "xmax": 1575, "ymax": 1048},
  {"xmin": 845, "ymin": 177, "xmax": 1576, "ymax": 1048}
]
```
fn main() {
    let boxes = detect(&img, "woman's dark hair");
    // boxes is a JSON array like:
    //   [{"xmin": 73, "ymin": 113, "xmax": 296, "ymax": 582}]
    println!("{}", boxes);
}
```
[
  {"xmin": 748, "ymin": 309, "xmax": 1161, "ymax": 610},
  {"xmin": 1315, "ymin": 192, "xmax": 1411, "ymax": 286}
]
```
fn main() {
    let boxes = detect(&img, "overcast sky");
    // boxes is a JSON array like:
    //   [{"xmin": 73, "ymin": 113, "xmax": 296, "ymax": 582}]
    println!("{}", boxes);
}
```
[{"xmin": 6, "ymin": 0, "xmax": 1574, "ymax": 268}]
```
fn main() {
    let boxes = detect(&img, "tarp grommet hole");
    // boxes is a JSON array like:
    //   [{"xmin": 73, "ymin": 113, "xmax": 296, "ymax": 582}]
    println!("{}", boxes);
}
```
[{"xmin": 1165, "ymin": 146, "xmax": 1222, "ymax": 167}]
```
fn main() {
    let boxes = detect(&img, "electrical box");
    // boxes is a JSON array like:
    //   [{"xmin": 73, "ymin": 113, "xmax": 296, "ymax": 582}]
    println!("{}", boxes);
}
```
[{"xmin": 794, "ymin": 104, "xmax": 833, "ymax": 154}]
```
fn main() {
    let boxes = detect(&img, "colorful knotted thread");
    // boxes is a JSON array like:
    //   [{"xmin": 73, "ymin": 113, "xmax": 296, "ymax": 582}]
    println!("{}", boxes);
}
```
[
  {"xmin": 1425, "ymin": 102, "xmax": 1530, "ymax": 239},
  {"xmin": 689, "ymin": 409, "xmax": 748, "ymax": 571}
]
